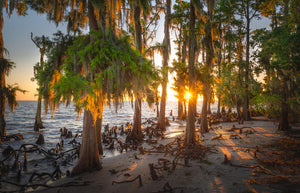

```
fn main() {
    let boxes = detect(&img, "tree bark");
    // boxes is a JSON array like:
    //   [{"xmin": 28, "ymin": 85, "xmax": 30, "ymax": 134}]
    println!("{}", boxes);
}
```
[
  {"xmin": 0, "ymin": 7, "xmax": 6, "ymax": 137},
  {"xmin": 156, "ymin": 101, "xmax": 159, "ymax": 117},
  {"xmin": 157, "ymin": 0, "xmax": 171, "ymax": 131},
  {"xmin": 201, "ymin": 4, "xmax": 214, "ymax": 134},
  {"xmin": 278, "ymin": 77, "xmax": 290, "ymax": 130},
  {"xmin": 130, "ymin": 4, "xmax": 143, "ymax": 142},
  {"xmin": 72, "ymin": 109, "xmax": 101, "ymax": 175},
  {"xmin": 71, "ymin": 1, "xmax": 102, "ymax": 174},
  {"xmin": 178, "ymin": 30, "xmax": 187, "ymax": 122},
  {"xmin": 243, "ymin": 1, "xmax": 250, "ymax": 121},
  {"xmin": 178, "ymin": 100, "xmax": 183, "ymax": 122},
  {"xmin": 185, "ymin": 3, "xmax": 196, "ymax": 145},
  {"xmin": 32, "ymin": 35, "xmax": 46, "ymax": 132},
  {"xmin": 130, "ymin": 97, "xmax": 143, "ymax": 142},
  {"xmin": 207, "ymin": 98, "xmax": 211, "ymax": 115},
  {"xmin": 96, "ymin": 99, "xmax": 103, "ymax": 155},
  {"xmin": 217, "ymin": 94, "xmax": 220, "ymax": 115},
  {"xmin": 34, "ymin": 95, "xmax": 44, "ymax": 131},
  {"xmin": 201, "ymin": 89, "xmax": 209, "ymax": 133}
]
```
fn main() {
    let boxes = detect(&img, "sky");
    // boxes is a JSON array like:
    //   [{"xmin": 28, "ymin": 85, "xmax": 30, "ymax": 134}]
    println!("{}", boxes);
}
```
[
  {"xmin": 4, "ymin": 9, "xmax": 67, "ymax": 101},
  {"xmin": 3, "ymin": 5, "xmax": 270, "ymax": 101}
]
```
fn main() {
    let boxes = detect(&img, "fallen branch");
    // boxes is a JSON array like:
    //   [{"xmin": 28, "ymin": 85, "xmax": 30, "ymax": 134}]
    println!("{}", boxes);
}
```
[
  {"xmin": 112, "ymin": 175, "xmax": 142, "ymax": 186},
  {"xmin": 212, "ymin": 134, "xmax": 223, "ymax": 140}
]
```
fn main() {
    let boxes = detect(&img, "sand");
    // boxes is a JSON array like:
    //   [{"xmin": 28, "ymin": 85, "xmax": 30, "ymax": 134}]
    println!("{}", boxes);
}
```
[{"xmin": 33, "ymin": 120, "xmax": 300, "ymax": 193}]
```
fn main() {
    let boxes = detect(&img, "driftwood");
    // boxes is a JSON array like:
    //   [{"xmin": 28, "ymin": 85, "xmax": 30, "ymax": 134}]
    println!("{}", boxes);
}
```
[
  {"xmin": 112, "ymin": 175, "xmax": 142, "ymax": 186},
  {"xmin": 226, "ymin": 126, "xmax": 255, "ymax": 133},
  {"xmin": 0, "ymin": 179, "xmax": 90, "ymax": 191},
  {"xmin": 222, "ymin": 154, "xmax": 230, "ymax": 164},
  {"xmin": 0, "ymin": 133, "xmax": 24, "ymax": 142},
  {"xmin": 212, "ymin": 134, "xmax": 223, "ymax": 140},
  {"xmin": 149, "ymin": 163, "xmax": 158, "ymax": 180},
  {"xmin": 0, "ymin": 142, "xmax": 80, "ymax": 191},
  {"xmin": 230, "ymin": 134, "xmax": 242, "ymax": 139}
]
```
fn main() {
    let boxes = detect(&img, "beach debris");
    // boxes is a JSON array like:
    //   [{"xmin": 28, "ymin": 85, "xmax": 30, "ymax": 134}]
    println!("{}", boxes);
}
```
[
  {"xmin": 165, "ymin": 117, "xmax": 170, "ymax": 126},
  {"xmin": 149, "ymin": 163, "xmax": 158, "ymax": 180},
  {"xmin": 109, "ymin": 169, "xmax": 118, "ymax": 175},
  {"xmin": 2, "ymin": 145, "xmax": 15, "ymax": 157},
  {"xmin": 138, "ymin": 147, "xmax": 146, "ymax": 155},
  {"xmin": 227, "ymin": 126, "xmax": 255, "ymax": 133},
  {"xmin": 60, "ymin": 127, "xmax": 68, "ymax": 137},
  {"xmin": 230, "ymin": 134, "xmax": 242, "ymax": 139},
  {"xmin": 158, "ymin": 158, "xmax": 171, "ymax": 170},
  {"xmin": 36, "ymin": 133, "xmax": 45, "ymax": 145},
  {"xmin": 0, "ymin": 179, "xmax": 90, "ymax": 191},
  {"xmin": 212, "ymin": 134, "xmax": 223, "ymax": 140},
  {"xmin": 112, "ymin": 175, "xmax": 142, "ymax": 186},
  {"xmin": 222, "ymin": 154, "xmax": 230, "ymax": 164},
  {"xmin": 66, "ymin": 131, "xmax": 73, "ymax": 138},
  {"xmin": 0, "ymin": 142, "xmax": 80, "ymax": 191},
  {"xmin": 154, "ymin": 182, "xmax": 173, "ymax": 193},
  {"xmin": 146, "ymin": 139, "xmax": 158, "ymax": 144},
  {"xmin": 0, "ymin": 133, "xmax": 24, "ymax": 142}
]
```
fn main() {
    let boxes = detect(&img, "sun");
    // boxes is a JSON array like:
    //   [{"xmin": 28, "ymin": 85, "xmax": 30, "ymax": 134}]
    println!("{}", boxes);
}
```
[{"xmin": 185, "ymin": 91, "xmax": 192, "ymax": 100}]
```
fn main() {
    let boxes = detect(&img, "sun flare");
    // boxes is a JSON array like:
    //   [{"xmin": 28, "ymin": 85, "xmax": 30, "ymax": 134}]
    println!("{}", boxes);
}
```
[{"xmin": 185, "ymin": 91, "xmax": 192, "ymax": 100}]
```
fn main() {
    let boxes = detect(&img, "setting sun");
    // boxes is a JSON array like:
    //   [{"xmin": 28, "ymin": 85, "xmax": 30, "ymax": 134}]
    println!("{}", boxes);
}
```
[{"xmin": 185, "ymin": 91, "xmax": 192, "ymax": 100}]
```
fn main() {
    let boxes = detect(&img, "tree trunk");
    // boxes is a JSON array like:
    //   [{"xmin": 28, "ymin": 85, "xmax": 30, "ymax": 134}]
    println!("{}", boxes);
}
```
[
  {"xmin": 278, "ymin": 80, "xmax": 290, "ymax": 130},
  {"xmin": 129, "ymin": 97, "xmax": 143, "ymax": 142},
  {"xmin": 88, "ymin": 0, "xmax": 98, "ymax": 31},
  {"xmin": 201, "ymin": 4, "xmax": 214, "ymax": 134},
  {"xmin": 243, "ymin": 1, "xmax": 250, "ymax": 121},
  {"xmin": 221, "ymin": 105, "xmax": 225, "ymax": 113},
  {"xmin": 72, "ymin": 109, "xmax": 101, "ymax": 175},
  {"xmin": 34, "ymin": 95, "xmax": 44, "ymax": 131},
  {"xmin": 33, "ymin": 40, "xmax": 46, "ymax": 132},
  {"xmin": 96, "ymin": 99, "xmax": 103, "ymax": 155},
  {"xmin": 179, "ymin": 29, "xmax": 187, "ymax": 122},
  {"xmin": 157, "ymin": 0, "xmax": 170, "ymax": 131},
  {"xmin": 178, "ymin": 100, "xmax": 183, "ymax": 122},
  {"xmin": 184, "ymin": 99, "xmax": 187, "ymax": 120},
  {"xmin": 217, "ymin": 94, "xmax": 221, "ymax": 115},
  {"xmin": 130, "ymin": 4, "xmax": 143, "ymax": 142},
  {"xmin": 0, "ymin": 8, "xmax": 6, "ymax": 137},
  {"xmin": 207, "ymin": 100, "xmax": 211, "ymax": 114},
  {"xmin": 156, "ymin": 101, "xmax": 159, "ymax": 118},
  {"xmin": 71, "ymin": 1, "xmax": 103, "ymax": 174},
  {"xmin": 201, "ymin": 90, "xmax": 209, "ymax": 133},
  {"xmin": 185, "ymin": 3, "xmax": 196, "ymax": 145}
]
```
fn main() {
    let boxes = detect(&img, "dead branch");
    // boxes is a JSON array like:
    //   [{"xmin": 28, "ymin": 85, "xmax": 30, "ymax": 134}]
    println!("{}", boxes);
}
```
[
  {"xmin": 212, "ymin": 134, "xmax": 223, "ymax": 140},
  {"xmin": 112, "ymin": 175, "xmax": 142, "ymax": 186}
]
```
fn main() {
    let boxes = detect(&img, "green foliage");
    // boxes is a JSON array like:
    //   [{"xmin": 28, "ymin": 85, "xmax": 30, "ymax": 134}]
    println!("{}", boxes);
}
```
[
  {"xmin": 32, "ymin": 31, "xmax": 75, "ymax": 114},
  {"xmin": 250, "ymin": 92, "xmax": 281, "ymax": 117},
  {"xmin": 250, "ymin": 0, "xmax": 300, "ymax": 122},
  {"xmin": 1, "ymin": 84, "xmax": 26, "ymax": 112},
  {"xmin": 52, "ymin": 30, "xmax": 156, "ymax": 115},
  {"xmin": 0, "ymin": 58, "xmax": 15, "ymax": 76}
]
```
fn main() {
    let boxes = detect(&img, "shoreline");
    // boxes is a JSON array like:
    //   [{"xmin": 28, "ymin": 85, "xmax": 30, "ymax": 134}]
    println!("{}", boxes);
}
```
[{"xmin": 31, "ymin": 120, "xmax": 300, "ymax": 193}]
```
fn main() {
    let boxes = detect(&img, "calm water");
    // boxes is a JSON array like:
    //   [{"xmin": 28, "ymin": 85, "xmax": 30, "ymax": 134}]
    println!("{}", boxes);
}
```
[
  {"xmin": 4, "ymin": 101, "xmax": 217, "ymax": 146},
  {"xmin": 1, "ymin": 101, "xmax": 217, "ymax": 190}
]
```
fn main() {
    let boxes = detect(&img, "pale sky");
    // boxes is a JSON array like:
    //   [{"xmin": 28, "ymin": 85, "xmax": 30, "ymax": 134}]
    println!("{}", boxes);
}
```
[{"xmin": 4, "ymin": 9, "xmax": 67, "ymax": 100}]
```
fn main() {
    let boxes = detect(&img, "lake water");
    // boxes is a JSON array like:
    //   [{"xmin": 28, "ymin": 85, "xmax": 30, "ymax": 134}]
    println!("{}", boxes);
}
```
[{"xmin": 4, "ymin": 101, "xmax": 218, "ymax": 147}]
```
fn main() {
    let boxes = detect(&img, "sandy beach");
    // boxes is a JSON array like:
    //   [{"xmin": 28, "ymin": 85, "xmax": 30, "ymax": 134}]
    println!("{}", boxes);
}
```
[{"xmin": 31, "ymin": 120, "xmax": 300, "ymax": 193}]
